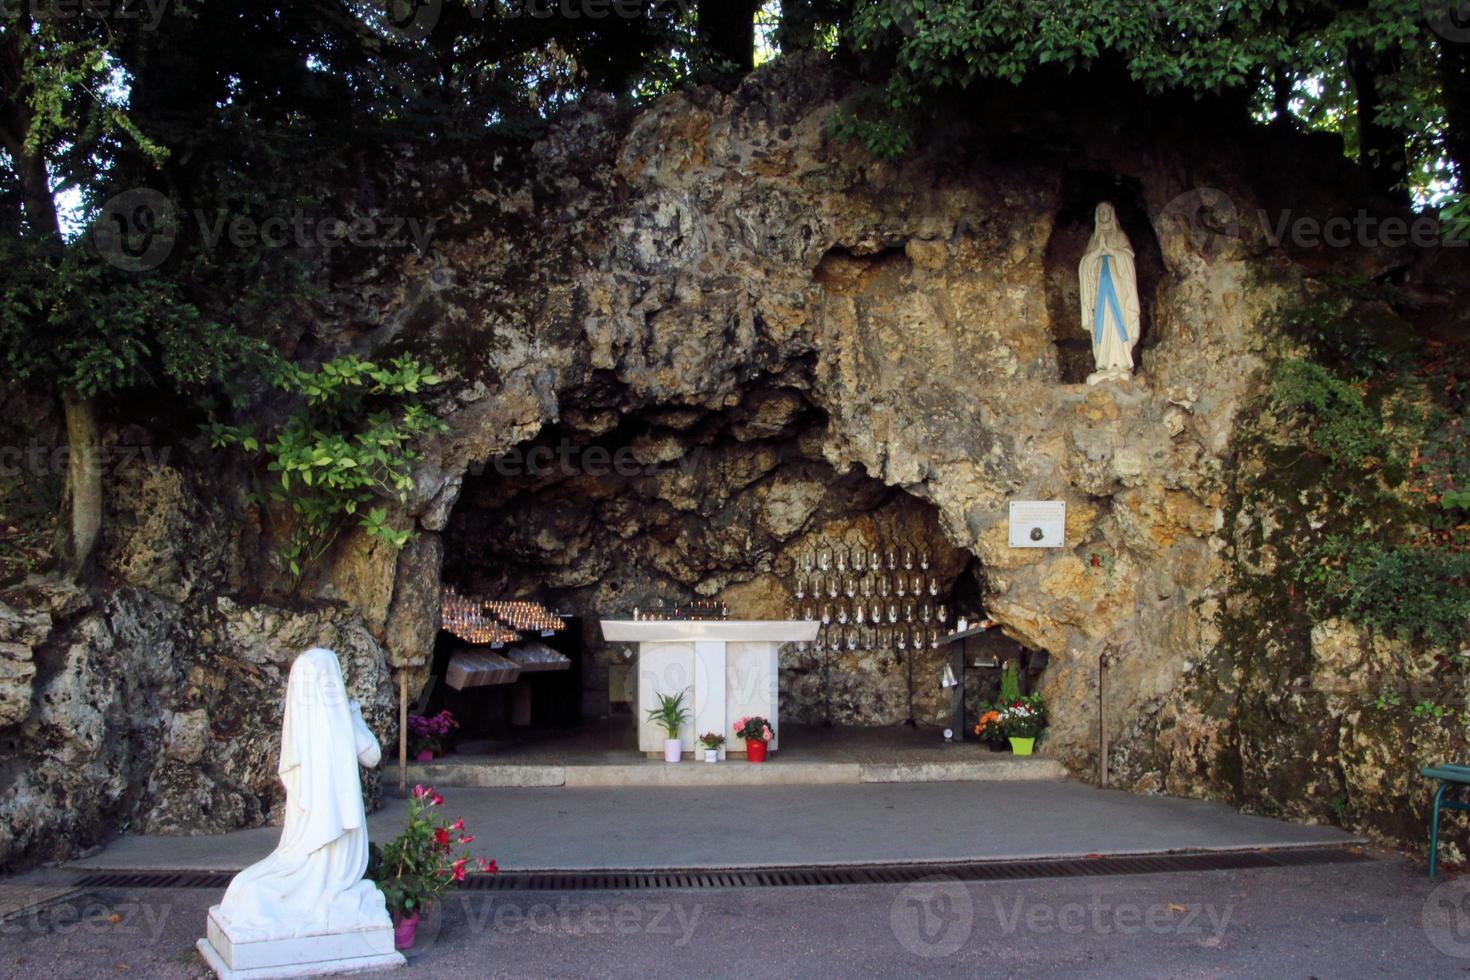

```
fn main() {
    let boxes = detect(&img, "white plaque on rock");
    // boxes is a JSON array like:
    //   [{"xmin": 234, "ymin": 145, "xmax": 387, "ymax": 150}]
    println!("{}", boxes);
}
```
[{"xmin": 1008, "ymin": 501, "xmax": 1066, "ymax": 548}]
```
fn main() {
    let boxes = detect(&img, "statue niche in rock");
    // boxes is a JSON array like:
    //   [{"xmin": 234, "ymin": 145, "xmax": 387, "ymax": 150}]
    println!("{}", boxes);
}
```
[
  {"xmin": 197, "ymin": 647, "xmax": 404, "ymax": 978},
  {"xmin": 1078, "ymin": 202, "xmax": 1142, "ymax": 384}
]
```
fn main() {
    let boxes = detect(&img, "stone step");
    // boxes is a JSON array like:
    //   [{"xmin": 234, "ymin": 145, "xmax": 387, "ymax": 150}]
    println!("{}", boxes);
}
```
[{"xmin": 404, "ymin": 756, "xmax": 1066, "ymax": 788}]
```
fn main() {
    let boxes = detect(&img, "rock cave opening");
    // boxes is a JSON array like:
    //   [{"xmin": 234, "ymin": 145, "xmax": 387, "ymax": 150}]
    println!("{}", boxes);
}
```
[
  {"xmin": 1044, "ymin": 171, "xmax": 1165, "ymax": 383},
  {"xmin": 432, "ymin": 386, "xmax": 1041, "ymax": 753}
]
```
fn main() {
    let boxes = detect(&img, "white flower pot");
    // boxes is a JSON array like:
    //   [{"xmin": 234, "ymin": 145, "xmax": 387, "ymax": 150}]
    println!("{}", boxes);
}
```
[
  {"xmin": 704, "ymin": 749, "xmax": 719, "ymax": 764},
  {"xmin": 663, "ymin": 738, "xmax": 682, "ymax": 763}
]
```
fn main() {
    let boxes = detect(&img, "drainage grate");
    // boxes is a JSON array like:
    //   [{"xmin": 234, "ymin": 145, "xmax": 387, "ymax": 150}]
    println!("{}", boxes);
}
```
[
  {"xmin": 72, "ymin": 845, "xmax": 1368, "ymax": 893},
  {"xmin": 73, "ymin": 870, "xmax": 237, "ymax": 890}
]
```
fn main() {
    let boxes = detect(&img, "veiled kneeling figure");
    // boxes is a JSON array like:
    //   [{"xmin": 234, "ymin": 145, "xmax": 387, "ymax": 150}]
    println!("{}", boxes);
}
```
[{"xmin": 199, "ymin": 647, "xmax": 401, "ymax": 977}]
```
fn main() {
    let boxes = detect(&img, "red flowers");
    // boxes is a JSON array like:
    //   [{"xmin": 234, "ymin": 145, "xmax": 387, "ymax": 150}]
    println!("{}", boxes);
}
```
[{"xmin": 372, "ymin": 786, "xmax": 498, "ymax": 919}]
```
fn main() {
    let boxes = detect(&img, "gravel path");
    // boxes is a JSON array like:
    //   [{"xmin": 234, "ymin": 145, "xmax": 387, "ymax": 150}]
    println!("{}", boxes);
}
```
[{"xmin": 4, "ymin": 852, "xmax": 1467, "ymax": 978}]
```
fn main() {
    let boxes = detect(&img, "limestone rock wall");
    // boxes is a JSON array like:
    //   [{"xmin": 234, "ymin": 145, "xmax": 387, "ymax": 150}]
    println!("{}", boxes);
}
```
[
  {"xmin": 377, "ymin": 57, "xmax": 1287, "ymax": 777},
  {"xmin": 0, "ymin": 575, "xmax": 396, "ymax": 869},
  {"xmin": 5, "ymin": 54, "xmax": 1456, "ymax": 866},
  {"xmin": 443, "ymin": 403, "xmax": 976, "ymax": 724}
]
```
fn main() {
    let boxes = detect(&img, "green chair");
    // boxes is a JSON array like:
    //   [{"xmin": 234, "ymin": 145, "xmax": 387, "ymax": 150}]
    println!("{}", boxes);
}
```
[{"xmin": 1421, "ymin": 765, "xmax": 1470, "ymax": 877}]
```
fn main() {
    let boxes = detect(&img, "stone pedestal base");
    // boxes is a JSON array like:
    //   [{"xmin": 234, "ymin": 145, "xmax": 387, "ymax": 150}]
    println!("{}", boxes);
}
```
[{"xmin": 197, "ymin": 908, "xmax": 405, "ymax": 979}]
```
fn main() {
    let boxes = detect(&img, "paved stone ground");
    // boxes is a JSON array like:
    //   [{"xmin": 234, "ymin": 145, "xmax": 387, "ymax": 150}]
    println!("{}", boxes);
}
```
[
  {"xmin": 70, "ymin": 782, "xmax": 1355, "ymax": 873},
  {"xmin": 3, "ymin": 855, "xmax": 1467, "ymax": 978}
]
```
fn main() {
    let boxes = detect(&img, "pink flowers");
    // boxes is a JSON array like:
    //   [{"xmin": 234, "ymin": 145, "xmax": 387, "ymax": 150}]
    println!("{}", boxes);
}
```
[
  {"xmin": 407, "ymin": 710, "xmax": 459, "ymax": 739},
  {"xmin": 407, "ymin": 711, "xmax": 459, "ymax": 757},
  {"xmin": 411, "ymin": 784, "xmax": 445, "ymax": 807},
  {"xmin": 733, "ymin": 716, "xmax": 774, "ymax": 742}
]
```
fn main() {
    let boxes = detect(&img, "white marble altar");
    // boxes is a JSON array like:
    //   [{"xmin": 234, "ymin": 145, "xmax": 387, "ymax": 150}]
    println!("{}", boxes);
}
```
[
  {"xmin": 197, "ymin": 647, "xmax": 403, "ymax": 979},
  {"xmin": 601, "ymin": 620, "xmax": 819, "ymax": 757}
]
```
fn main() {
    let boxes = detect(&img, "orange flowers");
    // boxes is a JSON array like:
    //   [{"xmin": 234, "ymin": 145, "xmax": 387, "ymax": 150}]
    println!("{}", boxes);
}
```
[{"xmin": 973, "ymin": 710, "xmax": 1003, "ymax": 737}]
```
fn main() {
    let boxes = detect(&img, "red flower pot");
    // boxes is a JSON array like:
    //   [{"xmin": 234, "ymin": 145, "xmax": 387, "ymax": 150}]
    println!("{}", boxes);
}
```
[
  {"xmin": 393, "ymin": 910, "xmax": 420, "ymax": 950},
  {"xmin": 746, "ymin": 738, "xmax": 768, "ymax": 763}
]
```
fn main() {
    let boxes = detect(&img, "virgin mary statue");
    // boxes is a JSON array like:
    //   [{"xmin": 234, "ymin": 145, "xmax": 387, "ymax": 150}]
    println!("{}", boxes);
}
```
[
  {"xmin": 1078, "ymin": 202, "xmax": 1141, "ymax": 384},
  {"xmin": 211, "ymin": 647, "xmax": 392, "ymax": 942}
]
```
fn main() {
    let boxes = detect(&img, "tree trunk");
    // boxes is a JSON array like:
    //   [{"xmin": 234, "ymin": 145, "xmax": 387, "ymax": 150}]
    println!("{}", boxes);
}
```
[
  {"xmin": 698, "ymin": 0, "xmax": 763, "ymax": 73},
  {"xmin": 2, "ymin": 32, "xmax": 107, "ymax": 582},
  {"xmin": 1346, "ymin": 42, "xmax": 1409, "ymax": 204},
  {"xmin": 57, "ymin": 393, "xmax": 103, "ymax": 579},
  {"xmin": 1440, "ymin": 41, "xmax": 1470, "ymax": 189},
  {"xmin": 1270, "ymin": 67, "xmax": 1294, "ymax": 128}
]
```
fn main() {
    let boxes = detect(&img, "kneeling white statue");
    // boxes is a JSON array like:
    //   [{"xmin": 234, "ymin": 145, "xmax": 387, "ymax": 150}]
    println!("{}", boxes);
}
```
[{"xmin": 197, "ymin": 647, "xmax": 403, "ymax": 978}]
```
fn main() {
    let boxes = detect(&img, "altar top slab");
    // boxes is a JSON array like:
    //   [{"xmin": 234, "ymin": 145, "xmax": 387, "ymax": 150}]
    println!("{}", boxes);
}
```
[{"xmin": 600, "ymin": 619, "xmax": 820, "ymax": 643}]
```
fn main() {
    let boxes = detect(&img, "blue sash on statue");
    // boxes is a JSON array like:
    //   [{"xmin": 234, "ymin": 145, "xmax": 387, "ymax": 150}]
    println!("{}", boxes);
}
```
[{"xmin": 1093, "ymin": 254, "xmax": 1129, "ymax": 346}]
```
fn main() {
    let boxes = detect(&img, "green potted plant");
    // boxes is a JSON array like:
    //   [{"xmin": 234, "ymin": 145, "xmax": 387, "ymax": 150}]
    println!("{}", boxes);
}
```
[
  {"xmin": 647, "ymin": 689, "xmax": 690, "ymax": 762},
  {"xmin": 733, "ymin": 715, "xmax": 774, "ymax": 762},
  {"xmin": 1001, "ymin": 694, "xmax": 1046, "ymax": 756},
  {"xmin": 368, "ymin": 784, "xmax": 497, "ymax": 950},
  {"xmin": 698, "ymin": 731, "xmax": 725, "ymax": 763}
]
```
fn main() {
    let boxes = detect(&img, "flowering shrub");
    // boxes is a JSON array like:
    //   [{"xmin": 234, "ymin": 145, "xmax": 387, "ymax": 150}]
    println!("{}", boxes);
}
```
[
  {"xmin": 369, "ymin": 784, "xmax": 496, "ymax": 919},
  {"xmin": 733, "ymin": 716, "xmax": 774, "ymax": 743},
  {"xmin": 407, "ymin": 710, "xmax": 458, "ymax": 755},
  {"xmin": 698, "ymin": 732, "xmax": 726, "ymax": 749},
  {"xmin": 973, "ymin": 708, "xmax": 1005, "ymax": 741},
  {"xmin": 999, "ymin": 695, "xmax": 1047, "ymax": 739}
]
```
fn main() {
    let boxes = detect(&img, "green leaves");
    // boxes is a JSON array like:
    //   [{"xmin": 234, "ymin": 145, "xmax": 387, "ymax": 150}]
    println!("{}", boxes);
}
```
[
  {"xmin": 1297, "ymin": 537, "xmax": 1470, "ymax": 649},
  {"xmin": 1442, "ymin": 489, "xmax": 1470, "ymax": 511},
  {"xmin": 836, "ymin": 0, "xmax": 1452, "ymax": 198},
  {"xmin": 220, "ymin": 353, "xmax": 446, "ymax": 590},
  {"xmin": 1269, "ymin": 359, "xmax": 1396, "ymax": 470}
]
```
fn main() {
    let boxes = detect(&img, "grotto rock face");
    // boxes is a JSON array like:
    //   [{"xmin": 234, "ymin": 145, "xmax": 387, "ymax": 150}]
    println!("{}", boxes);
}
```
[
  {"xmin": 444, "ymin": 401, "xmax": 979, "ymax": 725},
  {"xmin": 4, "ymin": 55, "xmax": 1454, "ymax": 866},
  {"xmin": 0, "ymin": 576, "xmax": 395, "ymax": 868},
  {"xmin": 377, "ymin": 55, "xmax": 1289, "ymax": 772}
]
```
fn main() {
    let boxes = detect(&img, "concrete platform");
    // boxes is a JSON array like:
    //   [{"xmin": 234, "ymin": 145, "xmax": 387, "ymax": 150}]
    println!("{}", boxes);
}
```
[
  {"xmin": 406, "ymin": 719, "xmax": 1066, "ymax": 787},
  {"xmin": 68, "ymin": 781, "xmax": 1360, "ymax": 874},
  {"xmin": 407, "ymin": 755, "xmax": 1064, "ymax": 787}
]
